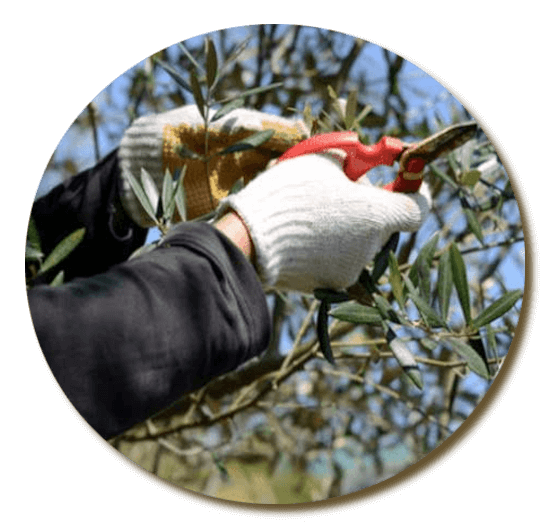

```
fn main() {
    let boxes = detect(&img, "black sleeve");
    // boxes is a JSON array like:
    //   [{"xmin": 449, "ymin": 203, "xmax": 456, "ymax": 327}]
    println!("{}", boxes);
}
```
[
  {"xmin": 31, "ymin": 149, "xmax": 148, "ymax": 281},
  {"xmin": 27, "ymin": 222, "xmax": 271, "ymax": 440}
]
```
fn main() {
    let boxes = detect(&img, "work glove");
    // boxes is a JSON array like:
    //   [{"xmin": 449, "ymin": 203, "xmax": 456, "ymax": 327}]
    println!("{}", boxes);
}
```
[
  {"xmin": 218, "ymin": 154, "xmax": 432, "ymax": 294},
  {"xmin": 117, "ymin": 105, "xmax": 308, "ymax": 226}
]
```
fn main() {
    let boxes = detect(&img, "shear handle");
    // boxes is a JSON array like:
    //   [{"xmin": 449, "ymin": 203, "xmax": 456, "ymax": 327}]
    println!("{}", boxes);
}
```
[{"xmin": 277, "ymin": 132, "xmax": 424, "ymax": 192}]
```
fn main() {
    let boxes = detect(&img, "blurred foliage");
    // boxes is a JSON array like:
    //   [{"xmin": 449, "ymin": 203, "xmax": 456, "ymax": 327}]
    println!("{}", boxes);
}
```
[{"xmin": 37, "ymin": 25, "xmax": 524, "ymax": 503}]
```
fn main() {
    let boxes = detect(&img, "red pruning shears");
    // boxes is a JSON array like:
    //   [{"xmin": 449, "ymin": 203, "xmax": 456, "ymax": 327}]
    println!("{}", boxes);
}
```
[
  {"xmin": 279, "ymin": 122, "xmax": 479, "ymax": 366},
  {"xmin": 277, "ymin": 122, "xmax": 478, "ymax": 193}
]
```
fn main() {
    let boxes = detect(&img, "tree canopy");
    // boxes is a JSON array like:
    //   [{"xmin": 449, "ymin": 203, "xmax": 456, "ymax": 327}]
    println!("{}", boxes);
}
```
[{"xmin": 30, "ymin": 25, "xmax": 524, "ymax": 503}]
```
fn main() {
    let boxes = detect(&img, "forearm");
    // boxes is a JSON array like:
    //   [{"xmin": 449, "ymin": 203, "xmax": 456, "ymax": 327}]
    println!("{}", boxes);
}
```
[
  {"xmin": 214, "ymin": 211, "xmax": 255, "ymax": 262},
  {"xmin": 28, "ymin": 222, "xmax": 270, "ymax": 439}
]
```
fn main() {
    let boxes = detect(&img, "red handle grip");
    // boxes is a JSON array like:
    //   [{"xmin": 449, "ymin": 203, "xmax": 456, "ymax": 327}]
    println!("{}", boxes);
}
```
[{"xmin": 277, "ymin": 132, "xmax": 424, "ymax": 192}]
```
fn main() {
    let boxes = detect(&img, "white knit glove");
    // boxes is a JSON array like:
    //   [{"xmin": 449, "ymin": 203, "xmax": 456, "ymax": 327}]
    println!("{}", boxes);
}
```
[{"xmin": 218, "ymin": 154, "xmax": 431, "ymax": 294}]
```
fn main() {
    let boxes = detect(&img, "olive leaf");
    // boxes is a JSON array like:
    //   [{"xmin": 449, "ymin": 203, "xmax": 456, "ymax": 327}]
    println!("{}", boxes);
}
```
[
  {"xmin": 429, "ymin": 163, "xmax": 458, "ymax": 190},
  {"xmin": 140, "ymin": 168, "xmax": 160, "ymax": 216},
  {"xmin": 190, "ymin": 68, "xmax": 206, "ymax": 120},
  {"xmin": 154, "ymin": 58, "xmax": 192, "ymax": 93},
  {"xmin": 174, "ymin": 144, "xmax": 204, "ymax": 161},
  {"xmin": 388, "ymin": 251, "xmax": 405, "ymax": 310},
  {"xmin": 459, "ymin": 169, "xmax": 481, "ymax": 187},
  {"xmin": 161, "ymin": 168, "xmax": 181, "ymax": 223},
  {"xmin": 404, "ymin": 274, "xmax": 447, "ymax": 328},
  {"xmin": 329, "ymin": 302, "xmax": 383, "ymax": 325},
  {"xmin": 373, "ymin": 293, "xmax": 402, "ymax": 324},
  {"xmin": 445, "ymin": 338, "xmax": 490, "ymax": 379},
  {"xmin": 174, "ymin": 166, "xmax": 188, "ymax": 222},
  {"xmin": 205, "ymin": 37, "xmax": 218, "ymax": 89},
  {"xmin": 450, "ymin": 242, "xmax": 472, "ymax": 325},
  {"xmin": 27, "ymin": 216, "xmax": 41, "ymax": 253},
  {"xmin": 317, "ymin": 299, "xmax": 335, "ymax": 365},
  {"xmin": 371, "ymin": 232, "xmax": 399, "ymax": 283},
  {"xmin": 217, "ymin": 82, "xmax": 284, "ymax": 104},
  {"xmin": 50, "ymin": 270, "xmax": 65, "ymax": 287},
  {"xmin": 123, "ymin": 169, "xmax": 157, "ymax": 223},
  {"xmin": 344, "ymin": 89, "xmax": 358, "ymax": 130},
  {"xmin": 436, "ymin": 249, "xmax": 453, "ymax": 320},
  {"xmin": 386, "ymin": 328, "xmax": 423, "ymax": 390},
  {"xmin": 409, "ymin": 233, "xmax": 439, "ymax": 301},
  {"xmin": 471, "ymin": 289, "xmax": 522, "ymax": 329},
  {"xmin": 178, "ymin": 42, "xmax": 203, "ymax": 73},
  {"xmin": 463, "ymin": 207, "xmax": 484, "ymax": 244},
  {"xmin": 38, "ymin": 227, "xmax": 86, "ymax": 276},
  {"xmin": 211, "ymin": 97, "xmax": 245, "ymax": 122},
  {"xmin": 229, "ymin": 177, "xmax": 245, "ymax": 195},
  {"xmin": 218, "ymin": 129, "xmax": 274, "ymax": 155}
]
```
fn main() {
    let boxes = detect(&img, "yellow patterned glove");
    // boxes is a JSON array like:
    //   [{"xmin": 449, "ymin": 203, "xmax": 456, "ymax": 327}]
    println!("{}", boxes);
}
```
[{"xmin": 117, "ymin": 105, "xmax": 308, "ymax": 226}]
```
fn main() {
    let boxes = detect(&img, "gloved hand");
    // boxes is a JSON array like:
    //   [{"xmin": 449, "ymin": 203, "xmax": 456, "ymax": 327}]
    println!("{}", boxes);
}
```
[
  {"xmin": 117, "ymin": 105, "xmax": 308, "ymax": 226},
  {"xmin": 218, "ymin": 154, "xmax": 431, "ymax": 294}
]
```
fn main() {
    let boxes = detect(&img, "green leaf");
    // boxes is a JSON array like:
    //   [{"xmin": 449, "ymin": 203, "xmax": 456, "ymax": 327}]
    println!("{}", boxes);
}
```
[
  {"xmin": 50, "ymin": 270, "xmax": 65, "ymax": 287},
  {"xmin": 162, "ymin": 168, "xmax": 173, "ymax": 215},
  {"xmin": 229, "ymin": 177, "xmax": 244, "ymax": 195},
  {"xmin": 205, "ymin": 37, "xmax": 218, "ymax": 89},
  {"xmin": 318, "ymin": 299, "xmax": 335, "ymax": 364},
  {"xmin": 329, "ymin": 302, "xmax": 383, "ymax": 325},
  {"xmin": 429, "ymin": 163, "xmax": 458, "ymax": 190},
  {"xmin": 177, "ymin": 42, "xmax": 203, "ymax": 72},
  {"xmin": 211, "ymin": 97, "xmax": 245, "ymax": 122},
  {"xmin": 471, "ymin": 289, "xmax": 522, "ymax": 329},
  {"xmin": 373, "ymin": 293, "xmax": 402, "ymax": 324},
  {"xmin": 225, "ymin": 35, "xmax": 252, "ymax": 65},
  {"xmin": 27, "ymin": 216, "xmax": 41, "ymax": 252},
  {"xmin": 469, "ymin": 332, "xmax": 489, "ymax": 371},
  {"xmin": 410, "ymin": 233, "xmax": 439, "ymax": 294},
  {"xmin": 173, "ymin": 144, "xmax": 203, "ymax": 161},
  {"xmin": 218, "ymin": 129, "xmax": 274, "ymax": 155},
  {"xmin": 38, "ymin": 227, "xmax": 85, "ymax": 275},
  {"xmin": 445, "ymin": 338, "xmax": 490, "ymax": 379},
  {"xmin": 386, "ymin": 328, "xmax": 423, "ymax": 389},
  {"xmin": 485, "ymin": 323, "xmax": 497, "ymax": 357},
  {"xmin": 459, "ymin": 169, "xmax": 481, "ymax": 187},
  {"xmin": 154, "ymin": 58, "xmax": 192, "ymax": 93},
  {"xmin": 327, "ymin": 85, "xmax": 338, "ymax": 100},
  {"xmin": 314, "ymin": 289, "xmax": 349, "ymax": 303},
  {"xmin": 404, "ymin": 275, "xmax": 447, "ymax": 328},
  {"xmin": 450, "ymin": 243, "xmax": 471, "ymax": 325},
  {"xmin": 344, "ymin": 90, "xmax": 357, "ymax": 130},
  {"xmin": 218, "ymin": 82, "xmax": 284, "ymax": 104},
  {"xmin": 388, "ymin": 251, "xmax": 405, "ymax": 310},
  {"xmin": 436, "ymin": 250, "xmax": 453, "ymax": 321},
  {"xmin": 372, "ymin": 232, "xmax": 399, "ymax": 283},
  {"xmin": 140, "ymin": 168, "xmax": 160, "ymax": 215},
  {"xmin": 190, "ymin": 69, "xmax": 206, "ymax": 120},
  {"xmin": 161, "ymin": 168, "xmax": 179, "ymax": 222},
  {"xmin": 420, "ymin": 337, "xmax": 438, "ymax": 351},
  {"xmin": 123, "ymin": 169, "xmax": 158, "ymax": 223},
  {"xmin": 25, "ymin": 244, "xmax": 44, "ymax": 262},
  {"xmin": 415, "ymin": 257, "xmax": 432, "ymax": 302},
  {"xmin": 174, "ymin": 166, "xmax": 187, "ymax": 221},
  {"xmin": 463, "ymin": 208, "xmax": 484, "ymax": 244},
  {"xmin": 129, "ymin": 242, "xmax": 157, "ymax": 261}
]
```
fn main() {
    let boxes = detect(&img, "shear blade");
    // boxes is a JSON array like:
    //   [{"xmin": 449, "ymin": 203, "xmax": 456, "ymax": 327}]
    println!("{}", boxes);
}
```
[{"xmin": 401, "ymin": 122, "xmax": 478, "ymax": 167}]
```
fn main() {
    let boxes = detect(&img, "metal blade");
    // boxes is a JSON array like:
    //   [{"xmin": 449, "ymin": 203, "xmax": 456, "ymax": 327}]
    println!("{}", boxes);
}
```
[{"xmin": 400, "ymin": 122, "xmax": 478, "ymax": 169}]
